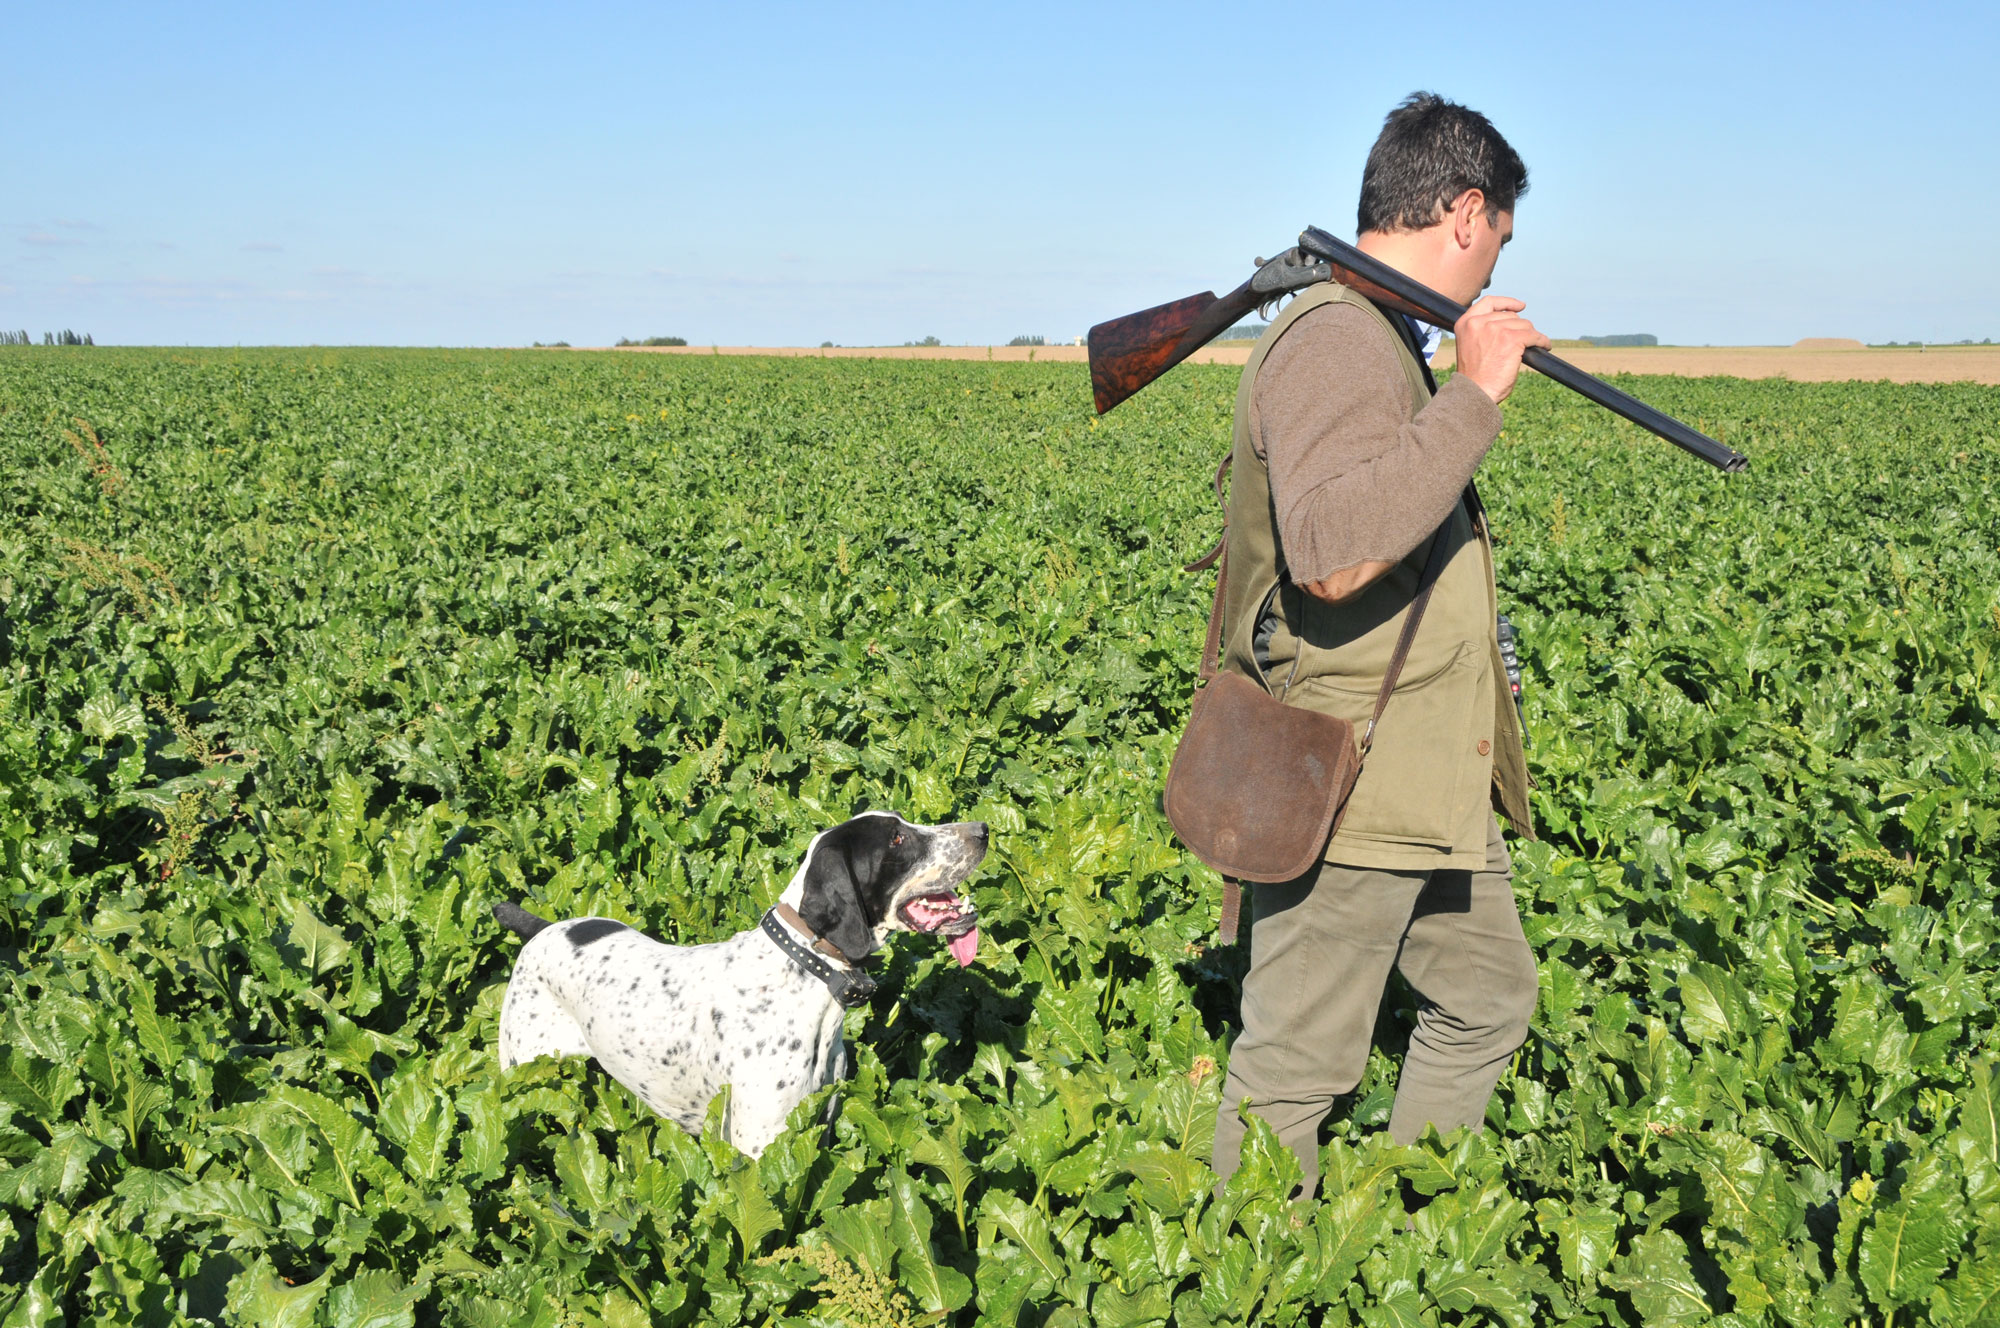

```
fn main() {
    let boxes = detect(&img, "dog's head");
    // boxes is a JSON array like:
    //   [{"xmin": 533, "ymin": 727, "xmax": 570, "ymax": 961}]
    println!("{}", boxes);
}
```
[{"xmin": 788, "ymin": 811, "xmax": 986, "ymax": 966}]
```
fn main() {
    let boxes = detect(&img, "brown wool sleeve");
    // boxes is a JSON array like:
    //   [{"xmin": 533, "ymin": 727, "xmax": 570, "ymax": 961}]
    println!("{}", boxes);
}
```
[{"xmin": 1251, "ymin": 302, "xmax": 1503, "ymax": 585}]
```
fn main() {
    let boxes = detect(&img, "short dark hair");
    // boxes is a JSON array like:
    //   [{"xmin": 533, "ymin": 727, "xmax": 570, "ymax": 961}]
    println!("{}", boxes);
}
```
[{"xmin": 1357, "ymin": 92, "xmax": 1528, "ymax": 234}]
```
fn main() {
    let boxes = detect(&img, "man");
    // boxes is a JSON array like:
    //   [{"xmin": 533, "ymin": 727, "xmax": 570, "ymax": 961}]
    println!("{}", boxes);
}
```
[{"xmin": 1208, "ymin": 93, "xmax": 1549, "ymax": 1195}]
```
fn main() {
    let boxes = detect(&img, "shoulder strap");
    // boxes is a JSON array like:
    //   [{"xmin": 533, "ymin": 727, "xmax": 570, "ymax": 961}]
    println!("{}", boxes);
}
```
[
  {"xmin": 1359, "ymin": 511, "xmax": 1452, "ymax": 752},
  {"xmin": 1189, "ymin": 450, "xmax": 1232, "ymax": 681}
]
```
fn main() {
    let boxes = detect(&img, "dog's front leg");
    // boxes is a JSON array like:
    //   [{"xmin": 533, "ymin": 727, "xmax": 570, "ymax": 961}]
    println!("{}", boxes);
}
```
[{"xmin": 726, "ymin": 1084, "xmax": 794, "ymax": 1160}]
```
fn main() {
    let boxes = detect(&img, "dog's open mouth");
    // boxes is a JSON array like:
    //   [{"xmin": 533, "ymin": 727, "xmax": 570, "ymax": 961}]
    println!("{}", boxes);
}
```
[{"xmin": 900, "ymin": 892, "xmax": 980, "ymax": 967}]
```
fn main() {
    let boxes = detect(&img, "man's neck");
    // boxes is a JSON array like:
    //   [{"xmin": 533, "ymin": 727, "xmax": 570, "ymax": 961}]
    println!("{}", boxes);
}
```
[{"xmin": 1354, "ymin": 228, "xmax": 1452, "ymax": 301}]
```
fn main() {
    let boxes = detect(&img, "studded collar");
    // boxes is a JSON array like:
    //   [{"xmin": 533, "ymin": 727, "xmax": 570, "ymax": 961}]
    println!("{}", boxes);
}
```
[{"xmin": 760, "ymin": 903, "xmax": 877, "ymax": 1008}]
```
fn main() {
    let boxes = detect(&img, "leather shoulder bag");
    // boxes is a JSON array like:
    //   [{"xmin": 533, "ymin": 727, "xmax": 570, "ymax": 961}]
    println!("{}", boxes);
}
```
[{"xmin": 1163, "ymin": 496, "xmax": 1452, "ymax": 943}]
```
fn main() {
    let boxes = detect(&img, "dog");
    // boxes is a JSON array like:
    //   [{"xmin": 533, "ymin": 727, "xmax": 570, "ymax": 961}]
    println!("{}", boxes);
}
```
[{"xmin": 492, "ymin": 811, "xmax": 986, "ymax": 1157}]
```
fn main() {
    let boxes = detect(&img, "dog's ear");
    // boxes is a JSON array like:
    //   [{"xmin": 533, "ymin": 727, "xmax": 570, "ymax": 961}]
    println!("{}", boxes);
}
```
[{"xmin": 796, "ymin": 816, "xmax": 898, "ymax": 961}]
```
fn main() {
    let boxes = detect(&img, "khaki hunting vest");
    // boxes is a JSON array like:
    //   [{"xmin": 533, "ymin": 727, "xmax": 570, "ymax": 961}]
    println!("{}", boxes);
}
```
[{"xmin": 1220, "ymin": 282, "xmax": 1533, "ymax": 871}]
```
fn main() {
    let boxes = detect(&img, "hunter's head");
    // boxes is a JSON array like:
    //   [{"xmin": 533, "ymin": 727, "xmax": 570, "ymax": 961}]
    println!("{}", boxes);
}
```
[{"xmin": 1358, "ymin": 93, "xmax": 1529, "ymax": 306}]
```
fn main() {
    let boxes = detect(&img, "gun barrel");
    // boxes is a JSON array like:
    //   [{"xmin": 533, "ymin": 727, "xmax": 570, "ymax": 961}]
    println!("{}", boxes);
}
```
[{"xmin": 1296, "ymin": 227, "xmax": 1747, "ymax": 473}]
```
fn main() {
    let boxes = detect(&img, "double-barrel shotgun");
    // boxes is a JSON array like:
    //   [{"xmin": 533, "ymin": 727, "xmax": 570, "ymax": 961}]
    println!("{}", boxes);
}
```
[{"xmin": 1087, "ymin": 226, "xmax": 1747, "ymax": 473}]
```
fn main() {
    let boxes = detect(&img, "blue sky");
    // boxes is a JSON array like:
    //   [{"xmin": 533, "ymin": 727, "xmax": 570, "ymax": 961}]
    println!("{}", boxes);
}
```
[{"xmin": 6, "ymin": 2, "xmax": 1995, "ymax": 347}]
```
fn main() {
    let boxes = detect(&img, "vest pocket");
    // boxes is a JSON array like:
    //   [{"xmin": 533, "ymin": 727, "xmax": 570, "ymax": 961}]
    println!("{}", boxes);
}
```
[{"xmin": 1288, "ymin": 640, "xmax": 1481, "ymax": 848}]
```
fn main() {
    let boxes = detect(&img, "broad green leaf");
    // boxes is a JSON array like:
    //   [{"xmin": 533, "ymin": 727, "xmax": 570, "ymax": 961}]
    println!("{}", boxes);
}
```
[
  {"xmin": 0, "ymin": 1050, "xmax": 80, "ymax": 1121},
  {"xmin": 1606, "ymin": 1230, "xmax": 1712, "ymax": 1326},
  {"xmin": 0, "ymin": 1261, "xmax": 65, "ymax": 1328},
  {"xmin": 822, "ymin": 1197, "xmax": 895, "ymax": 1276},
  {"xmin": 271, "ymin": 1084, "xmax": 373, "ymax": 1209},
  {"xmin": 911, "ymin": 1125, "xmax": 974, "ymax": 1234},
  {"xmin": 1123, "ymin": 1142, "xmax": 1211, "ymax": 1216},
  {"xmin": 551, "ymin": 1131, "xmax": 612, "ymax": 1217},
  {"xmin": 888, "ymin": 1168, "xmax": 974, "ymax": 1313},
  {"xmin": 1534, "ymin": 1199, "xmax": 1620, "ymax": 1285},
  {"xmin": 978, "ymin": 1190, "xmax": 1066, "ymax": 1283},
  {"xmin": 226, "ymin": 1262, "xmax": 331, "ymax": 1328},
  {"xmin": 1358, "ymin": 1290, "xmax": 1430, "ymax": 1328},
  {"xmin": 1093, "ymin": 1281, "xmax": 1173, "ymax": 1328},
  {"xmin": 1037, "ymin": 981, "xmax": 1106, "ymax": 1062},
  {"xmin": 1929, "ymin": 1251, "xmax": 2000, "ymax": 1328},
  {"xmin": 379, "ymin": 1074, "xmax": 453, "ymax": 1183},
  {"xmin": 1960, "ymin": 1060, "xmax": 2000, "ymax": 1167},
  {"xmin": 155, "ymin": 1177, "xmax": 278, "ymax": 1240},
  {"xmin": 1678, "ymin": 961, "xmax": 1757, "ymax": 1046},
  {"xmin": 325, "ymin": 1269, "xmax": 421, "ymax": 1328},
  {"xmin": 1427, "ymin": 1264, "xmax": 1537, "ymax": 1328},
  {"xmin": 285, "ymin": 901, "xmax": 352, "ymax": 978},
  {"xmin": 719, "ymin": 1162, "xmax": 783, "ymax": 1257},
  {"xmin": 1310, "ymin": 1175, "xmax": 1396, "ymax": 1296},
  {"xmin": 1146, "ymin": 1073, "xmax": 1223, "ymax": 1156},
  {"xmin": 1825, "ymin": 977, "xmax": 1883, "ymax": 1065},
  {"xmin": 124, "ymin": 976, "xmax": 181, "ymax": 1073},
  {"xmin": 79, "ymin": 693, "xmax": 147, "ymax": 742},
  {"xmin": 1860, "ymin": 1192, "xmax": 1963, "ymax": 1308}
]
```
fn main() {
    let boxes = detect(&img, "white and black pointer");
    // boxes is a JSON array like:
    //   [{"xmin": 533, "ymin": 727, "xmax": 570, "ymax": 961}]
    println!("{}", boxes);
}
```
[{"xmin": 491, "ymin": 812, "xmax": 987, "ymax": 1157}]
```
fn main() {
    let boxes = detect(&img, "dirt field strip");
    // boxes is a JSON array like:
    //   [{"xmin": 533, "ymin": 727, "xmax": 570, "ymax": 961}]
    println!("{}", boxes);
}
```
[
  {"xmin": 1433, "ymin": 343, "xmax": 2000, "ymax": 385},
  {"xmin": 597, "ymin": 342, "xmax": 2000, "ymax": 385}
]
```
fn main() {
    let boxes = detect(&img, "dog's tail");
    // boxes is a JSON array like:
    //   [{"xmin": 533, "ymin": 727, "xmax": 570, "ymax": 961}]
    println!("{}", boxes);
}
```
[{"xmin": 492, "ymin": 901, "xmax": 553, "ymax": 940}]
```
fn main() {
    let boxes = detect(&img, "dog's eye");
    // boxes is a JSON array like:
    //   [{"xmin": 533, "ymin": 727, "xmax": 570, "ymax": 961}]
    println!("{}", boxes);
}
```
[{"xmin": 891, "ymin": 833, "xmax": 905, "ymax": 847}]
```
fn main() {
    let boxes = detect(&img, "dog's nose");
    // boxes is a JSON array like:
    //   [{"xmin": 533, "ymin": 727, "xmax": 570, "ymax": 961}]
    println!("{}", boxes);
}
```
[{"xmin": 962, "ymin": 822, "xmax": 989, "ymax": 844}]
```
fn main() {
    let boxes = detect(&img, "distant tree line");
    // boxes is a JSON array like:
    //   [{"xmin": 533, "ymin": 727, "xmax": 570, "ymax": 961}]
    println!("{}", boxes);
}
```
[
  {"xmin": 615, "ymin": 336, "xmax": 687, "ymax": 347},
  {"xmin": 1, "ymin": 330, "xmax": 93, "ymax": 345},
  {"xmin": 1008, "ymin": 335, "xmax": 1046, "ymax": 347},
  {"xmin": 1579, "ymin": 333, "xmax": 1657, "ymax": 347}
]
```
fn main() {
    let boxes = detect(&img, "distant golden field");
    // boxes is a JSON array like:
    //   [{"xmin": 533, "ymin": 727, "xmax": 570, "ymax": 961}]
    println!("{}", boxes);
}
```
[{"xmin": 602, "ymin": 340, "xmax": 2000, "ymax": 384}]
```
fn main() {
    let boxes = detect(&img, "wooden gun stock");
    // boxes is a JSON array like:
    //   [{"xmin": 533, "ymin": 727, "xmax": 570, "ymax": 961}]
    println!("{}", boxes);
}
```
[
  {"xmin": 1088, "ymin": 248, "xmax": 1329, "ymax": 416},
  {"xmin": 1087, "ymin": 227, "xmax": 1748, "ymax": 473},
  {"xmin": 1088, "ymin": 290, "xmax": 1256, "ymax": 415}
]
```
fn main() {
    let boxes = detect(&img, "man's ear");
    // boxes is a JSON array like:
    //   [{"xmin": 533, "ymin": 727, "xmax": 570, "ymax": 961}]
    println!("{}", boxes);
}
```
[
  {"xmin": 796, "ymin": 820, "xmax": 888, "ymax": 961},
  {"xmin": 1450, "ymin": 188, "xmax": 1488, "ymax": 249}
]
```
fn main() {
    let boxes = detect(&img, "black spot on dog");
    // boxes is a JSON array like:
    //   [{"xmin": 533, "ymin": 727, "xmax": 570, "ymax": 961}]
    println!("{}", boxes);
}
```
[{"xmin": 567, "ymin": 918, "xmax": 629, "ymax": 949}]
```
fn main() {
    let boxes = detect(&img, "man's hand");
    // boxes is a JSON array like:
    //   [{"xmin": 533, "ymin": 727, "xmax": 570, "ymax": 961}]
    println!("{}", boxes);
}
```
[
  {"xmin": 1452, "ymin": 296, "xmax": 1550, "ymax": 404},
  {"xmin": 1302, "ymin": 560, "xmax": 1395, "ymax": 605}
]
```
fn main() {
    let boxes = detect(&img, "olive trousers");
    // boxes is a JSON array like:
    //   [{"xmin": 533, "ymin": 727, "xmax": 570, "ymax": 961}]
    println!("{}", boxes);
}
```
[{"xmin": 1209, "ymin": 816, "xmax": 1537, "ymax": 1196}]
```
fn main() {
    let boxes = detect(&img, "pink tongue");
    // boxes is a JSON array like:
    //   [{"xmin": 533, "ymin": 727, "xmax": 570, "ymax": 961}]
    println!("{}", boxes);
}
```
[{"xmin": 947, "ymin": 926, "xmax": 979, "ymax": 967}]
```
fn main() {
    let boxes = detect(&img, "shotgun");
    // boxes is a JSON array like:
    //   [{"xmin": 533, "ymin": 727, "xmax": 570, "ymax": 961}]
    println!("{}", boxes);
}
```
[{"xmin": 1087, "ymin": 226, "xmax": 1747, "ymax": 473}]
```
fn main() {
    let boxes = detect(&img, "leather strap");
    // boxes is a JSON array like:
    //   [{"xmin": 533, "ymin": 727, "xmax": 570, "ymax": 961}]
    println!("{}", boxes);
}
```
[
  {"xmin": 1183, "ymin": 451, "xmax": 1232, "ymax": 577},
  {"xmin": 1217, "ymin": 878, "xmax": 1245, "ymax": 947},
  {"xmin": 1194, "ymin": 493, "xmax": 1456, "ymax": 704},
  {"xmin": 1361, "ymin": 516, "xmax": 1453, "ymax": 755},
  {"xmin": 761, "ymin": 904, "xmax": 876, "ymax": 1007}
]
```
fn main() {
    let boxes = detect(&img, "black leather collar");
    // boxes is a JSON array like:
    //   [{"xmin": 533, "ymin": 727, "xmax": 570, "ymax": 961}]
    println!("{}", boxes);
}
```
[{"xmin": 760, "ymin": 907, "xmax": 877, "ymax": 1008}]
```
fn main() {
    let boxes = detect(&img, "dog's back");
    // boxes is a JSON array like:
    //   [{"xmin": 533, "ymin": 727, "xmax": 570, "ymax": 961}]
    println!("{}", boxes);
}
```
[{"xmin": 492, "ymin": 903, "xmax": 836, "ymax": 1140}]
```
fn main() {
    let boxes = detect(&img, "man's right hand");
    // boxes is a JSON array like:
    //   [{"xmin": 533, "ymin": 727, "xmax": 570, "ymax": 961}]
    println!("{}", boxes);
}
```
[{"xmin": 1452, "ymin": 296, "xmax": 1550, "ymax": 404}]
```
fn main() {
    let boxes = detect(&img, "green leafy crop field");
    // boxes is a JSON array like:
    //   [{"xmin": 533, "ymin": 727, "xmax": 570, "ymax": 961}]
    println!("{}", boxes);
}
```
[{"xmin": 2, "ymin": 347, "xmax": 1998, "ymax": 1327}]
